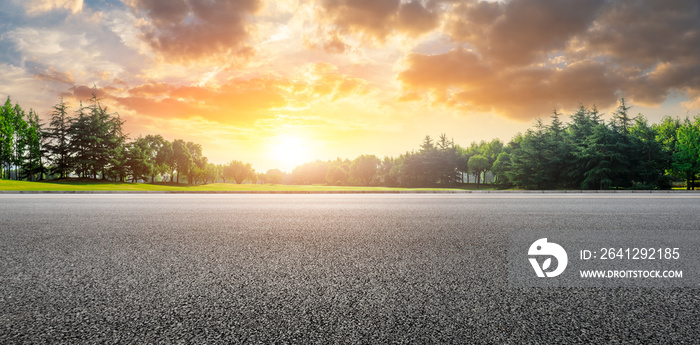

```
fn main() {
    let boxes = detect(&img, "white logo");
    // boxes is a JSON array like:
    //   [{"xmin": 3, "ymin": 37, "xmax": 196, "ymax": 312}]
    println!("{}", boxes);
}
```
[{"xmin": 528, "ymin": 238, "xmax": 568, "ymax": 277}]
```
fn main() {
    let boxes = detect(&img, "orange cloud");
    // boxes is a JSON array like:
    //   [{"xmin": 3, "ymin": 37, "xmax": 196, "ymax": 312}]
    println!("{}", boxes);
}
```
[
  {"xmin": 116, "ymin": 79, "xmax": 286, "ymax": 123},
  {"xmin": 53, "ymin": 63, "xmax": 376, "ymax": 125},
  {"xmin": 300, "ymin": 63, "xmax": 373, "ymax": 101},
  {"xmin": 398, "ymin": 49, "xmax": 619, "ymax": 119}
]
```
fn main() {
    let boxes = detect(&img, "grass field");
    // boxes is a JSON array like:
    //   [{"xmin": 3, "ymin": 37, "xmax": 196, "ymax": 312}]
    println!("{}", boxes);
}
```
[{"xmin": 0, "ymin": 179, "xmax": 496, "ymax": 192}]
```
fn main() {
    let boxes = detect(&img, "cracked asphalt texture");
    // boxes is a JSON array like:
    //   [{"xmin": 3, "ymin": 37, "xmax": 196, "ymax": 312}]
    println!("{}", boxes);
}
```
[{"xmin": 1, "ymin": 194, "xmax": 699, "ymax": 344}]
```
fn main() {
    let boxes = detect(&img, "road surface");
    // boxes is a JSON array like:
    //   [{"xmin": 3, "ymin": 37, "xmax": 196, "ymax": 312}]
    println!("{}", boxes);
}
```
[{"xmin": 1, "ymin": 194, "xmax": 699, "ymax": 343}]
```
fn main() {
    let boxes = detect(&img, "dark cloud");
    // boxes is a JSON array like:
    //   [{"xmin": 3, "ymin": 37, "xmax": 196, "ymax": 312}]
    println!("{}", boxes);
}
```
[
  {"xmin": 398, "ymin": 49, "xmax": 619, "ymax": 119},
  {"xmin": 447, "ymin": 0, "xmax": 605, "ymax": 66},
  {"xmin": 398, "ymin": 0, "xmax": 700, "ymax": 118},
  {"xmin": 584, "ymin": 0, "xmax": 700, "ymax": 68},
  {"xmin": 396, "ymin": 1, "xmax": 440, "ymax": 37},
  {"xmin": 313, "ymin": 0, "xmax": 439, "ymax": 45},
  {"xmin": 127, "ymin": 0, "xmax": 263, "ymax": 63}
]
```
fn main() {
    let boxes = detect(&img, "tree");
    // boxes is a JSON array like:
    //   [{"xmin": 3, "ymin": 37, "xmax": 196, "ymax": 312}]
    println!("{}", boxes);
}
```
[
  {"xmin": 186, "ymin": 141, "xmax": 206, "ymax": 184},
  {"xmin": 508, "ymin": 122, "xmax": 548, "ymax": 189},
  {"xmin": 0, "ymin": 97, "xmax": 15, "ymax": 179},
  {"xmin": 172, "ymin": 139, "xmax": 191, "ymax": 184},
  {"xmin": 265, "ymin": 169, "xmax": 284, "ymax": 184},
  {"xmin": 64, "ymin": 91, "xmax": 126, "ymax": 179},
  {"xmin": 379, "ymin": 156, "xmax": 400, "ymax": 187},
  {"xmin": 628, "ymin": 116, "xmax": 669, "ymax": 189},
  {"xmin": 223, "ymin": 160, "xmax": 254, "ymax": 184},
  {"xmin": 579, "ymin": 124, "xmax": 623, "ymax": 190},
  {"xmin": 43, "ymin": 98, "xmax": 71, "ymax": 179},
  {"xmin": 567, "ymin": 105, "xmax": 600, "ymax": 188},
  {"xmin": 144, "ymin": 134, "xmax": 166, "ymax": 182},
  {"xmin": 612, "ymin": 98, "xmax": 634, "ymax": 133},
  {"xmin": 125, "ymin": 137, "xmax": 153, "ymax": 182},
  {"xmin": 349, "ymin": 154, "xmax": 380, "ymax": 186},
  {"xmin": 325, "ymin": 164, "xmax": 348, "ymax": 185},
  {"xmin": 24, "ymin": 109, "xmax": 45, "ymax": 181},
  {"xmin": 156, "ymin": 140, "xmax": 175, "ymax": 182},
  {"xmin": 202, "ymin": 163, "xmax": 219, "ymax": 184},
  {"xmin": 673, "ymin": 117, "xmax": 700, "ymax": 190},
  {"xmin": 291, "ymin": 160, "xmax": 328, "ymax": 184},
  {"xmin": 491, "ymin": 152, "xmax": 511, "ymax": 186},
  {"xmin": 11, "ymin": 103, "xmax": 29, "ymax": 180},
  {"xmin": 420, "ymin": 135, "xmax": 434, "ymax": 151},
  {"xmin": 456, "ymin": 146, "xmax": 469, "ymax": 183},
  {"xmin": 468, "ymin": 154, "xmax": 489, "ymax": 184}
]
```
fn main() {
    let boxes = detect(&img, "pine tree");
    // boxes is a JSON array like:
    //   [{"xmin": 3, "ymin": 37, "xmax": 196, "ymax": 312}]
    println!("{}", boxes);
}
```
[
  {"xmin": 24, "ymin": 109, "xmax": 45, "ymax": 181},
  {"xmin": 612, "ymin": 98, "xmax": 633, "ymax": 133},
  {"xmin": 45, "ymin": 97, "xmax": 73, "ymax": 178}
]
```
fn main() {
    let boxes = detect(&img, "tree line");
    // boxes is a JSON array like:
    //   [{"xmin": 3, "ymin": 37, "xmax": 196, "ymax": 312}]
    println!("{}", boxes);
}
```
[
  {"xmin": 0, "ymin": 94, "xmax": 273, "ymax": 185},
  {"xmin": 288, "ymin": 100, "xmax": 700, "ymax": 190},
  {"xmin": 1, "ymin": 94, "xmax": 699, "ymax": 189}
]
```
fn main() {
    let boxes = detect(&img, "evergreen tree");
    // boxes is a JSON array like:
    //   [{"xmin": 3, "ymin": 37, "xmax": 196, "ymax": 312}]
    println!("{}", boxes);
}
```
[
  {"xmin": 45, "ymin": 97, "xmax": 73, "ymax": 178},
  {"xmin": 508, "ymin": 120, "xmax": 548, "ymax": 189},
  {"xmin": 628, "ymin": 116, "xmax": 669, "ymax": 188},
  {"xmin": 612, "ymin": 98, "xmax": 634, "ymax": 133},
  {"xmin": 24, "ymin": 109, "xmax": 45, "ymax": 181}
]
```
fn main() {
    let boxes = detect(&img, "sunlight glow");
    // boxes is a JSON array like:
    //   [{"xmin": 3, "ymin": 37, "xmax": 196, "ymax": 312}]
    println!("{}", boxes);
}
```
[{"xmin": 269, "ymin": 134, "xmax": 310, "ymax": 171}]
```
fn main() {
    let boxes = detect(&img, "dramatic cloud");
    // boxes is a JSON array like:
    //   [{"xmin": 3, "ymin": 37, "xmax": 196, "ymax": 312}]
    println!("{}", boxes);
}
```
[
  {"xmin": 446, "ymin": 0, "xmax": 604, "ymax": 66},
  {"xmin": 125, "ymin": 0, "xmax": 263, "ymax": 63},
  {"xmin": 2, "ymin": 0, "xmax": 700, "ymax": 170},
  {"xmin": 581, "ymin": 0, "xmax": 700, "ymax": 106},
  {"xmin": 398, "ymin": 49, "xmax": 619, "ymax": 119},
  {"xmin": 397, "ymin": 0, "xmax": 700, "ymax": 119},
  {"xmin": 311, "ymin": 0, "xmax": 439, "ymax": 46}
]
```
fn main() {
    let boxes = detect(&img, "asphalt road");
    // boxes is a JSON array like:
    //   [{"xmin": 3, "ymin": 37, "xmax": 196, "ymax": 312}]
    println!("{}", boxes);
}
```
[{"xmin": 1, "ymin": 194, "xmax": 699, "ymax": 344}]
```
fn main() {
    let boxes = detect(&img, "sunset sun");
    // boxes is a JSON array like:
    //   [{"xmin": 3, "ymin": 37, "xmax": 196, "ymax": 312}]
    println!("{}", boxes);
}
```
[{"xmin": 270, "ymin": 134, "xmax": 309, "ymax": 171}]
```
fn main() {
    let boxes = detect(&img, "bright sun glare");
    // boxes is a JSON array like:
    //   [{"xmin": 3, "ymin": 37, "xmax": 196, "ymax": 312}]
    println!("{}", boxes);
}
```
[{"xmin": 270, "ymin": 134, "xmax": 309, "ymax": 171}]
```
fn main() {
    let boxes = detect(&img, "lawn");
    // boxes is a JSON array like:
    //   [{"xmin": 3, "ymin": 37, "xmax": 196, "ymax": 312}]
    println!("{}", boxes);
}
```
[{"xmin": 0, "ymin": 179, "xmax": 497, "ymax": 192}]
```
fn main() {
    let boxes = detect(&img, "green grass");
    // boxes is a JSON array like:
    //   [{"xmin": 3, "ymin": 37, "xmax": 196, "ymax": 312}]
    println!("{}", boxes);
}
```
[{"xmin": 0, "ymin": 179, "xmax": 498, "ymax": 192}]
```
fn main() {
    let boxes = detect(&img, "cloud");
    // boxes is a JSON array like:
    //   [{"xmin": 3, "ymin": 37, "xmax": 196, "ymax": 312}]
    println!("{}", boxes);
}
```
[
  {"xmin": 580, "ymin": 0, "xmax": 700, "ymax": 106},
  {"xmin": 61, "ymin": 85, "xmax": 109, "ymax": 100},
  {"xmin": 396, "ymin": 0, "xmax": 700, "ymax": 119},
  {"xmin": 296, "ymin": 62, "xmax": 373, "ymax": 101},
  {"xmin": 396, "ymin": 1, "xmax": 440, "ymax": 38},
  {"xmin": 398, "ymin": 49, "xmax": 619, "ymax": 119},
  {"xmin": 7, "ymin": 26, "xmax": 127, "ymax": 86},
  {"xmin": 309, "ymin": 0, "xmax": 440, "ymax": 47},
  {"xmin": 125, "ymin": 0, "xmax": 263, "ymax": 64},
  {"xmin": 34, "ymin": 67, "xmax": 74, "ymax": 84},
  {"xmin": 446, "ymin": 0, "xmax": 605, "ymax": 67},
  {"xmin": 72, "ymin": 62, "xmax": 374, "ymax": 125},
  {"xmin": 24, "ymin": 0, "xmax": 83, "ymax": 15}
]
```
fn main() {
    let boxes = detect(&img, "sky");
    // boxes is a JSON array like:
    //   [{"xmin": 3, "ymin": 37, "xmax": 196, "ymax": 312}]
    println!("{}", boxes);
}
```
[{"xmin": 1, "ymin": 0, "xmax": 699, "ymax": 172}]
